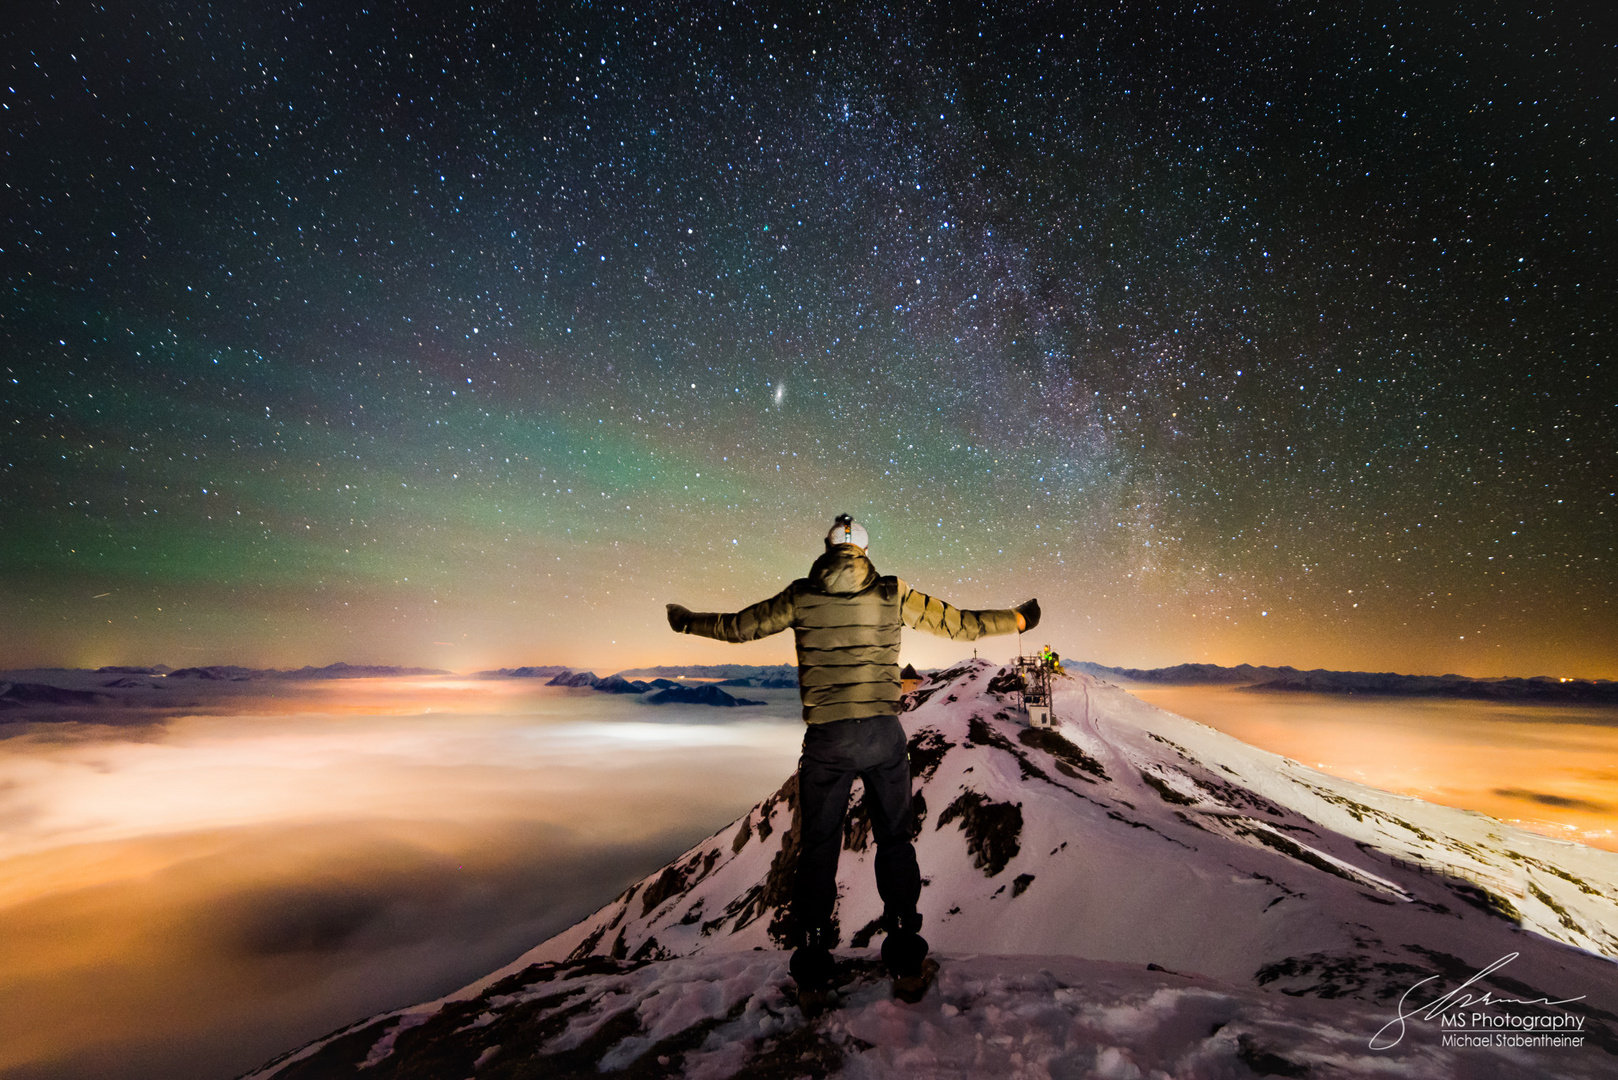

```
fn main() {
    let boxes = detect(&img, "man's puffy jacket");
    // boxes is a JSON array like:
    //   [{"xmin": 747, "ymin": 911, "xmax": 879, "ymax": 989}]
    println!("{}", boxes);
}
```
[{"xmin": 674, "ymin": 544, "xmax": 1018, "ymax": 724}]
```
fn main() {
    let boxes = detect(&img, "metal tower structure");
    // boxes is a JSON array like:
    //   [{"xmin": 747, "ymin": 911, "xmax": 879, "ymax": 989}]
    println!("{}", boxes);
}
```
[{"xmin": 1013, "ymin": 654, "xmax": 1056, "ymax": 728}]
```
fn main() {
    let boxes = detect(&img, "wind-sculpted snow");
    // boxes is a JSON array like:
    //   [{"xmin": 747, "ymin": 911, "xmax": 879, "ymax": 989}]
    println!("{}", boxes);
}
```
[
  {"xmin": 246, "ymin": 952, "xmax": 1612, "ymax": 1080},
  {"xmin": 250, "ymin": 659, "xmax": 1618, "ymax": 1077}
]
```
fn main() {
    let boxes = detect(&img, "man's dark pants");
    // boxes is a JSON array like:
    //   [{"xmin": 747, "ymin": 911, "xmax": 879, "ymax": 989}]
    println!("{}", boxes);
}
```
[{"xmin": 794, "ymin": 714, "xmax": 920, "ymax": 939}]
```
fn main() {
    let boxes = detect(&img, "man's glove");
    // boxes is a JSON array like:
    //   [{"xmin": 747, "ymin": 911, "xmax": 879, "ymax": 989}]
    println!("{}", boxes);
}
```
[
  {"xmin": 1015, "ymin": 598, "xmax": 1041, "ymax": 632},
  {"xmin": 666, "ymin": 603, "xmax": 692, "ymax": 633}
]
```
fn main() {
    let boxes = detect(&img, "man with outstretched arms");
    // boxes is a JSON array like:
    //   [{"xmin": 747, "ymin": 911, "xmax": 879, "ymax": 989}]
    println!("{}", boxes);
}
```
[{"xmin": 666, "ymin": 514, "xmax": 1039, "ymax": 1003}]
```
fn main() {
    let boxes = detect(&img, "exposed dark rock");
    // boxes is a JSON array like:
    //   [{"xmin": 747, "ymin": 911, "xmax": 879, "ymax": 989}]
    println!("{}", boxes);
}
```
[
  {"xmin": 1255, "ymin": 949, "xmax": 1450, "ymax": 1003},
  {"xmin": 1224, "ymin": 821, "xmax": 1369, "ymax": 887},
  {"xmin": 1189, "ymin": 774, "xmax": 1288, "ymax": 817},
  {"xmin": 987, "ymin": 667, "xmax": 1025, "ymax": 695},
  {"xmin": 0, "ymin": 682, "xmax": 110, "ymax": 705},
  {"xmin": 909, "ymin": 791, "xmax": 927, "ymax": 840},
  {"xmin": 1236, "ymin": 1035, "xmax": 1310, "ymax": 1077},
  {"xmin": 594, "ymin": 674, "xmax": 650, "ymax": 694},
  {"xmin": 644, "ymin": 684, "xmax": 763, "ymax": 707},
  {"xmin": 1140, "ymin": 769, "xmax": 1198, "ymax": 805},
  {"xmin": 965, "ymin": 715, "xmax": 1014, "ymax": 751},
  {"xmin": 1018, "ymin": 726, "xmax": 1111, "ymax": 781},
  {"xmin": 906, "ymin": 727, "xmax": 954, "ymax": 783},
  {"xmin": 843, "ymin": 790, "xmax": 871, "ymax": 852},
  {"xmin": 547, "ymin": 670, "xmax": 602, "ymax": 687},
  {"xmin": 900, "ymin": 660, "xmax": 976, "ymax": 712},
  {"xmin": 640, "ymin": 865, "xmax": 691, "ymax": 918},
  {"xmin": 966, "ymin": 716, "xmax": 1089, "ymax": 791},
  {"xmin": 1445, "ymin": 881, "xmax": 1523, "ymax": 923},
  {"xmin": 565, "ymin": 924, "xmax": 607, "ymax": 963},
  {"xmin": 629, "ymin": 935, "xmax": 672, "ymax": 962},
  {"xmin": 700, "ymin": 775, "xmax": 801, "ymax": 945},
  {"xmin": 936, "ymin": 790, "xmax": 1023, "ymax": 877},
  {"xmin": 849, "ymin": 915, "xmax": 885, "ymax": 949}
]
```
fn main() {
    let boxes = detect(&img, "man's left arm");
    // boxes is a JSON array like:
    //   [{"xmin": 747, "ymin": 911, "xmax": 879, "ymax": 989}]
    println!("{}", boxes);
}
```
[{"xmin": 896, "ymin": 580, "xmax": 1030, "ymax": 640}]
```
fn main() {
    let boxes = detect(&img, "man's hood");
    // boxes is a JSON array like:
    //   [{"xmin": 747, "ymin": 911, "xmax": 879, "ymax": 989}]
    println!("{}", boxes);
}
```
[{"xmin": 808, "ymin": 544, "xmax": 879, "ymax": 596}]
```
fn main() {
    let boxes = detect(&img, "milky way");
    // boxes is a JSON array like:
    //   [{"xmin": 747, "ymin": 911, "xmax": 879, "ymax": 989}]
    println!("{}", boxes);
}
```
[{"xmin": 2, "ymin": 2, "xmax": 1611, "ymax": 675}]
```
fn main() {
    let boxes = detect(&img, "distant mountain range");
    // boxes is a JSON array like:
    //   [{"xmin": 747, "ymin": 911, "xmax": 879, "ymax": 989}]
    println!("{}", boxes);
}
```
[
  {"xmin": 0, "ymin": 663, "xmax": 792, "ymax": 716},
  {"xmin": 1078, "ymin": 661, "xmax": 1618, "ymax": 703},
  {"xmin": 1072, "ymin": 661, "xmax": 1298, "ymax": 684},
  {"xmin": 615, "ymin": 663, "xmax": 799, "ymax": 682},
  {"xmin": 6, "ymin": 661, "xmax": 1611, "ymax": 714},
  {"xmin": 471, "ymin": 664, "xmax": 572, "ymax": 679},
  {"xmin": 539, "ymin": 670, "xmax": 766, "ymax": 706},
  {"xmin": 0, "ymin": 663, "xmax": 451, "ymax": 711},
  {"xmin": 161, "ymin": 662, "xmax": 452, "ymax": 681}
]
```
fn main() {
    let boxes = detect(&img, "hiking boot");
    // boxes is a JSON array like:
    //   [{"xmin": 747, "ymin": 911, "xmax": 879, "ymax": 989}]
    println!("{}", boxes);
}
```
[
  {"xmin": 880, "ymin": 910, "xmax": 929, "ymax": 979},
  {"xmin": 790, "ymin": 923, "xmax": 837, "ymax": 1017},
  {"xmin": 892, "ymin": 958, "xmax": 940, "ymax": 1004},
  {"xmin": 789, "ymin": 941, "xmax": 836, "ymax": 990},
  {"xmin": 880, "ymin": 926, "xmax": 929, "ymax": 976}
]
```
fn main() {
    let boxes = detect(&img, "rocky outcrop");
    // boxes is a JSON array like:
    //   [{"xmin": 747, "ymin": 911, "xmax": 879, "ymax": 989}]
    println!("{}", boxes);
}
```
[
  {"xmin": 0, "ymin": 682, "xmax": 110, "ymax": 707},
  {"xmin": 546, "ymin": 671, "xmax": 602, "ymax": 688},
  {"xmin": 644, "ymin": 684, "xmax": 763, "ymax": 707},
  {"xmin": 594, "ymin": 675, "xmax": 651, "ymax": 694}
]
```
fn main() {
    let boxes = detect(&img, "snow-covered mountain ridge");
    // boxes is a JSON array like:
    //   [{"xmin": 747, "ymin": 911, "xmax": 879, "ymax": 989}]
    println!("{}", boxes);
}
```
[
  {"xmin": 532, "ymin": 659, "xmax": 1618, "ymax": 975},
  {"xmin": 248, "ymin": 659, "xmax": 1618, "ymax": 1078}
]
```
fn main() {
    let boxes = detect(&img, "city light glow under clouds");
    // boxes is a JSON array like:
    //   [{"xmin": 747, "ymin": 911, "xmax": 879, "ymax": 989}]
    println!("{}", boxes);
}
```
[{"xmin": 0, "ymin": 682, "xmax": 802, "ymax": 1080}]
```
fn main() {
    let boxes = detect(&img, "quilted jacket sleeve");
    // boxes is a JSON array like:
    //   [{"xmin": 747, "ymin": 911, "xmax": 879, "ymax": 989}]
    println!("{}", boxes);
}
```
[
  {"xmin": 896, "ymin": 579, "xmax": 1019, "ymax": 640},
  {"xmin": 680, "ymin": 586, "xmax": 798, "ymax": 642}
]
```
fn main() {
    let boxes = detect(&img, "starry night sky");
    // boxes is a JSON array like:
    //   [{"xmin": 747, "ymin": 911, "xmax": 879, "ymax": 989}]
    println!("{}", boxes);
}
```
[{"xmin": 2, "ymin": 2, "xmax": 1611, "ymax": 676}]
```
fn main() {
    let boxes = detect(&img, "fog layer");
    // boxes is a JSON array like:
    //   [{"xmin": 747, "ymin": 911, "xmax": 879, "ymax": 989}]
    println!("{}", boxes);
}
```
[
  {"xmin": 1129, "ymin": 685, "xmax": 1618, "ymax": 851},
  {"xmin": 0, "ymin": 681, "xmax": 802, "ymax": 1080}
]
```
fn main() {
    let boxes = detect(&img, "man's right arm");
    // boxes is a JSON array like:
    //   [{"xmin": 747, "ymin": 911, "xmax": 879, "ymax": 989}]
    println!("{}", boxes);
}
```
[{"xmin": 667, "ymin": 586, "xmax": 796, "ymax": 643}]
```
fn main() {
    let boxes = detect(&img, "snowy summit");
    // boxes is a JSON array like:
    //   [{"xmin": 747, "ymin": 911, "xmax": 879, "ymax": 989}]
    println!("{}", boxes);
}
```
[{"xmin": 250, "ymin": 660, "xmax": 1618, "ymax": 1078}]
